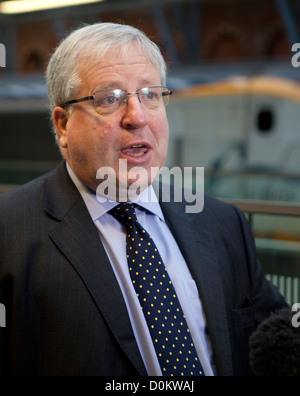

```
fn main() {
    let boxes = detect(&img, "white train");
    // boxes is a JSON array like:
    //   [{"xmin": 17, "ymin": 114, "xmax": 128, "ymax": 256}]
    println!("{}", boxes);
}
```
[{"xmin": 166, "ymin": 74, "xmax": 300, "ymax": 203}]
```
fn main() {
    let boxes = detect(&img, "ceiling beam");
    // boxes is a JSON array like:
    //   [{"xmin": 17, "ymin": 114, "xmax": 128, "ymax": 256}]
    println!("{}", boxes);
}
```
[{"xmin": 0, "ymin": 0, "xmax": 201, "ymax": 23}]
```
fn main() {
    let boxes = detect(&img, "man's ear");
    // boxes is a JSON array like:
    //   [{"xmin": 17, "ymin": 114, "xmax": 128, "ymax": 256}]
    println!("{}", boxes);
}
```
[{"xmin": 53, "ymin": 107, "xmax": 69, "ymax": 149}]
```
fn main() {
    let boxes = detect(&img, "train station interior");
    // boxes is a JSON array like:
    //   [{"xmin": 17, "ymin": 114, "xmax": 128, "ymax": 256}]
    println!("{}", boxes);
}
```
[{"xmin": 1, "ymin": 0, "xmax": 300, "ymax": 324}]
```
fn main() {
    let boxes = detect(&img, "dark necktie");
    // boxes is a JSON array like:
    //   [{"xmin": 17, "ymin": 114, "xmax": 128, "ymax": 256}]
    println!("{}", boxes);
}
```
[{"xmin": 109, "ymin": 203, "xmax": 205, "ymax": 377}]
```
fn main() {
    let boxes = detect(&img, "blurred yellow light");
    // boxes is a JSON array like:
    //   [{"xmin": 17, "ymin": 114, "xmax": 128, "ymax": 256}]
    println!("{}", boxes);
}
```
[{"xmin": 0, "ymin": 0, "xmax": 104, "ymax": 14}]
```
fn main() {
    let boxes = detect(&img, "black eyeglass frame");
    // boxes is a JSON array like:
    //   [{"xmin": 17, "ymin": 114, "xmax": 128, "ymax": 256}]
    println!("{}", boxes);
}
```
[{"xmin": 61, "ymin": 86, "xmax": 173, "ymax": 109}]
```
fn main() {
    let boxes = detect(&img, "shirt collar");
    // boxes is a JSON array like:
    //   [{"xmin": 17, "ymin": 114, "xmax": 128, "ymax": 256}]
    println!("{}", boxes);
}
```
[{"xmin": 66, "ymin": 163, "xmax": 165, "ymax": 223}]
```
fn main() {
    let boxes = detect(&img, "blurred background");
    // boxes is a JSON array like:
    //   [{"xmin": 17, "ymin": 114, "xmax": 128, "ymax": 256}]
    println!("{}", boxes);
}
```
[{"xmin": 0, "ymin": 0, "xmax": 300, "ymax": 303}]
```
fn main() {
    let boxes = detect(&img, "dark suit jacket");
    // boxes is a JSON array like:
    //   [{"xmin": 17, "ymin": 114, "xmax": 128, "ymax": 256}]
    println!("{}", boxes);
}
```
[{"xmin": 0, "ymin": 162, "xmax": 286, "ymax": 376}]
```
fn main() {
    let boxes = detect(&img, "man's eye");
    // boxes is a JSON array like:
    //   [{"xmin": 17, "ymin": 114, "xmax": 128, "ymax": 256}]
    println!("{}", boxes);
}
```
[
  {"xmin": 146, "ymin": 92, "xmax": 155, "ymax": 100},
  {"xmin": 101, "ymin": 96, "xmax": 119, "ymax": 106},
  {"xmin": 142, "ymin": 91, "xmax": 158, "ymax": 101}
]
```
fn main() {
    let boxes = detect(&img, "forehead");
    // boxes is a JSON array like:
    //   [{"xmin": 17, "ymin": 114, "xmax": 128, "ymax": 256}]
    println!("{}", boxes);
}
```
[
  {"xmin": 78, "ymin": 44, "xmax": 161, "ymax": 90},
  {"xmin": 99, "ymin": 43, "xmax": 150, "ymax": 66}
]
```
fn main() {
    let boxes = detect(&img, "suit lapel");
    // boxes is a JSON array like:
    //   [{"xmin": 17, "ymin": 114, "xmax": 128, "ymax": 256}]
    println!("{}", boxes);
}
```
[
  {"xmin": 160, "ymin": 200, "xmax": 234, "ymax": 376},
  {"xmin": 44, "ymin": 164, "xmax": 147, "ymax": 376}
]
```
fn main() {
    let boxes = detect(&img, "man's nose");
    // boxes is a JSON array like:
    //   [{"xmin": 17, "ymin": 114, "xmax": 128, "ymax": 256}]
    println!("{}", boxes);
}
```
[{"xmin": 121, "ymin": 95, "xmax": 148, "ymax": 130}]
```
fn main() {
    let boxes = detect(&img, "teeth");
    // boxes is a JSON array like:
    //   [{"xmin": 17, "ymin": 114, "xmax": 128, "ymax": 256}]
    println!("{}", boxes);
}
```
[
  {"xmin": 122, "ymin": 144, "xmax": 148, "ymax": 158},
  {"xmin": 130, "ymin": 152, "xmax": 145, "ymax": 157}
]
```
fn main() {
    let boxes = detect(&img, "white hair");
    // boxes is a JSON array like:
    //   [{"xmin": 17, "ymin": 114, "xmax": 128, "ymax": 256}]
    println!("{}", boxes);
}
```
[{"xmin": 46, "ymin": 22, "xmax": 167, "ymax": 136}]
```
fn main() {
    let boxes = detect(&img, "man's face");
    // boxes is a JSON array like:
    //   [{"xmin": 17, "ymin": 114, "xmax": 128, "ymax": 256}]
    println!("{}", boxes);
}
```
[{"xmin": 54, "ymin": 44, "xmax": 169, "ymax": 197}]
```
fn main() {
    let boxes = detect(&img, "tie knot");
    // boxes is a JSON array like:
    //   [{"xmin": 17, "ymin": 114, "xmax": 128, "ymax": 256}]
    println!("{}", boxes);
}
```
[{"xmin": 109, "ymin": 203, "xmax": 138, "ymax": 227}]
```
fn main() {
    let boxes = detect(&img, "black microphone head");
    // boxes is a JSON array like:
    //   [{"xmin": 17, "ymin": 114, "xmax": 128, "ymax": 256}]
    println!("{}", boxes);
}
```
[{"xmin": 249, "ymin": 308, "xmax": 300, "ymax": 376}]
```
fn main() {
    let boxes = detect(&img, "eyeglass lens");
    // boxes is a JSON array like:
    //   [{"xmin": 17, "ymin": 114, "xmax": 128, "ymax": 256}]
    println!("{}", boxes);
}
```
[{"xmin": 93, "ymin": 87, "xmax": 171, "ymax": 114}]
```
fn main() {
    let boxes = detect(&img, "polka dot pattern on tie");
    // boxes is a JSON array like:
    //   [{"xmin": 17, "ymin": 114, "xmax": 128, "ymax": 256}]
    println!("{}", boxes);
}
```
[{"xmin": 110, "ymin": 203, "xmax": 205, "ymax": 377}]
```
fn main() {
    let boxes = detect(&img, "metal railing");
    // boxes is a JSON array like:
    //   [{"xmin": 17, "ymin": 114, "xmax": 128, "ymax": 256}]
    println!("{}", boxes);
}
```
[
  {"xmin": 222, "ymin": 198, "xmax": 300, "ymax": 219},
  {"xmin": 224, "ymin": 198, "xmax": 300, "ymax": 304}
]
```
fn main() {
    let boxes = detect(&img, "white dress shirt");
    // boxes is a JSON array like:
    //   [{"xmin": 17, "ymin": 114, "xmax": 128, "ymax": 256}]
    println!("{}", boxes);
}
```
[{"xmin": 67, "ymin": 164, "xmax": 215, "ymax": 376}]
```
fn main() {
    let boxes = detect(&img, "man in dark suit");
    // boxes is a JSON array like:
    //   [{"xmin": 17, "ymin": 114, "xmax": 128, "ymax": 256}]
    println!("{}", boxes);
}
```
[{"xmin": 0, "ymin": 23, "xmax": 286, "ymax": 376}]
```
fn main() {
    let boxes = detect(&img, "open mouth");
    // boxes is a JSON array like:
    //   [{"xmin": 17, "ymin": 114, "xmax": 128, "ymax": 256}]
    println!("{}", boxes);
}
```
[{"xmin": 121, "ymin": 144, "xmax": 150, "ymax": 158}]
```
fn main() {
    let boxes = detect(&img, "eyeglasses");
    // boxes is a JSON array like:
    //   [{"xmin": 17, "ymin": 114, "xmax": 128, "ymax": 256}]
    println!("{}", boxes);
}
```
[{"xmin": 62, "ymin": 86, "xmax": 173, "ymax": 115}]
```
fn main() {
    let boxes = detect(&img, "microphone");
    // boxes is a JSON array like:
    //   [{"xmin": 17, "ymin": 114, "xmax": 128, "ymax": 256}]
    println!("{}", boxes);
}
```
[{"xmin": 249, "ymin": 308, "xmax": 300, "ymax": 376}]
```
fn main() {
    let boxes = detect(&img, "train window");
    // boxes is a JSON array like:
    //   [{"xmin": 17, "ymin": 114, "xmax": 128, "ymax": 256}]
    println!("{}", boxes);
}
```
[{"xmin": 257, "ymin": 108, "xmax": 275, "ymax": 134}]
